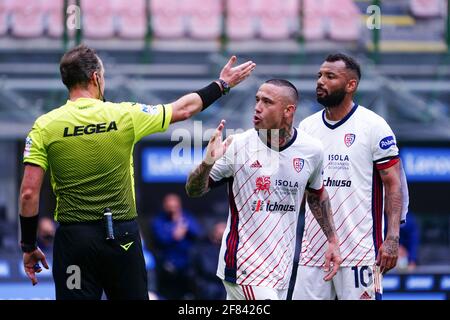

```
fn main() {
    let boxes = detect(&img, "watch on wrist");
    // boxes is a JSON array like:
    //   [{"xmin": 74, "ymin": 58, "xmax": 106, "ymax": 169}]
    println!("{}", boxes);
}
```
[
  {"xmin": 218, "ymin": 79, "xmax": 230, "ymax": 95},
  {"xmin": 21, "ymin": 242, "xmax": 37, "ymax": 253}
]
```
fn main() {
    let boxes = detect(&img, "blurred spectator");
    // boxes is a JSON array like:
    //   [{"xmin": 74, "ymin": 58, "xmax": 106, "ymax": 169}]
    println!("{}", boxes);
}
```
[
  {"xmin": 190, "ymin": 221, "xmax": 227, "ymax": 300},
  {"xmin": 398, "ymin": 212, "xmax": 420, "ymax": 271},
  {"xmin": 37, "ymin": 216, "xmax": 56, "ymax": 253},
  {"xmin": 151, "ymin": 193, "xmax": 201, "ymax": 299}
]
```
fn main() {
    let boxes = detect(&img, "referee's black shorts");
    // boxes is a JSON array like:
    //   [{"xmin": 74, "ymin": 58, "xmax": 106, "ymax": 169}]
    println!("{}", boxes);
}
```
[{"xmin": 53, "ymin": 219, "xmax": 148, "ymax": 300}]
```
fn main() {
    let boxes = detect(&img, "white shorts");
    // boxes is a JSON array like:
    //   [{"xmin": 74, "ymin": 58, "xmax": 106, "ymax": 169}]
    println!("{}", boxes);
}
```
[
  {"xmin": 222, "ymin": 281, "xmax": 288, "ymax": 300},
  {"xmin": 292, "ymin": 265, "xmax": 383, "ymax": 300}
]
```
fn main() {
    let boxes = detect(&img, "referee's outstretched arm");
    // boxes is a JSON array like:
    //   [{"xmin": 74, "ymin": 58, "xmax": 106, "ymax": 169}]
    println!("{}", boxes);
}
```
[
  {"xmin": 17, "ymin": 47, "xmax": 255, "ymax": 288},
  {"xmin": 170, "ymin": 56, "xmax": 256, "ymax": 123}
]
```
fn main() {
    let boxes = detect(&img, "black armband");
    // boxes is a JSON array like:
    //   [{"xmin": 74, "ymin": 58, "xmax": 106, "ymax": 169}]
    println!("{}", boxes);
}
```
[
  {"xmin": 20, "ymin": 215, "xmax": 39, "ymax": 252},
  {"xmin": 194, "ymin": 82, "xmax": 223, "ymax": 111}
]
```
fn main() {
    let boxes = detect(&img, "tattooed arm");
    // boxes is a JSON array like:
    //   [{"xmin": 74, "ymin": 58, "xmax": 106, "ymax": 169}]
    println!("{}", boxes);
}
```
[
  {"xmin": 306, "ymin": 188, "xmax": 337, "ymax": 241},
  {"xmin": 377, "ymin": 161, "xmax": 402, "ymax": 274},
  {"xmin": 186, "ymin": 120, "xmax": 233, "ymax": 197},
  {"xmin": 306, "ymin": 188, "xmax": 342, "ymax": 281},
  {"xmin": 186, "ymin": 161, "xmax": 214, "ymax": 197}
]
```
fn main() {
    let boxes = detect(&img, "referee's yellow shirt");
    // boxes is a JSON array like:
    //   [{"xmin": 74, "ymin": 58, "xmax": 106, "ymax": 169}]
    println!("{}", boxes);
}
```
[{"xmin": 23, "ymin": 98, "xmax": 172, "ymax": 223}]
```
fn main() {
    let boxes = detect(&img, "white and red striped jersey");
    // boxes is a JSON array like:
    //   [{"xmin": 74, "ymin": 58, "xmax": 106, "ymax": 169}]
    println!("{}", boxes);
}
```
[
  {"xmin": 209, "ymin": 128, "xmax": 324, "ymax": 289},
  {"xmin": 298, "ymin": 104, "xmax": 400, "ymax": 267}
]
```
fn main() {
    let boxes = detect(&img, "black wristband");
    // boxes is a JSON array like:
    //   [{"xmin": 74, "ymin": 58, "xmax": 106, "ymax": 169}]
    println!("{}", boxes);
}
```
[
  {"xmin": 194, "ymin": 82, "xmax": 223, "ymax": 111},
  {"xmin": 20, "ymin": 215, "xmax": 39, "ymax": 252}
]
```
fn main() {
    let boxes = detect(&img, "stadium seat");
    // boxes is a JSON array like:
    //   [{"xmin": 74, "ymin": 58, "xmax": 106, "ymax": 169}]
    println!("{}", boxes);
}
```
[
  {"xmin": 410, "ymin": 0, "xmax": 443, "ymax": 18},
  {"xmin": 185, "ymin": 0, "xmax": 222, "ymax": 39},
  {"xmin": 114, "ymin": 0, "xmax": 147, "ymax": 39},
  {"xmin": 303, "ymin": 15, "xmax": 325, "ymax": 40},
  {"xmin": 323, "ymin": 0, "xmax": 359, "ymax": 16},
  {"xmin": 303, "ymin": 0, "xmax": 324, "ymax": 17},
  {"xmin": 326, "ymin": 0, "xmax": 360, "ymax": 41},
  {"xmin": 81, "ymin": 0, "xmax": 115, "ymax": 39},
  {"xmin": 302, "ymin": 0, "xmax": 326, "ymax": 40},
  {"xmin": 41, "ymin": 0, "xmax": 64, "ymax": 38},
  {"xmin": 226, "ymin": 0, "xmax": 257, "ymax": 40},
  {"xmin": 150, "ymin": 0, "xmax": 186, "ymax": 39},
  {"xmin": 329, "ymin": 14, "xmax": 360, "ymax": 41},
  {"xmin": 255, "ymin": 0, "xmax": 299, "ymax": 40},
  {"xmin": 10, "ymin": 0, "xmax": 45, "ymax": 38}
]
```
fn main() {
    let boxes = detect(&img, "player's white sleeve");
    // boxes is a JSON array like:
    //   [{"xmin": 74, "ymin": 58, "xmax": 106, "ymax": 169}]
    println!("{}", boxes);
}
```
[
  {"xmin": 298, "ymin": 118, "xmax": 307, "ymax": 132},
  {"xmin": 371, "ymin": 117, "xmax": 399, "ymax": 165},
  {"xmin": 399, "ymin": 159, "xmax": 409, "ymax": 223},
  {"xmin": 209, "ymin": 135, "xmax": 236, "ymax": 184},
  {"xmin": 307, "ymin": 144, "xmax": 324, "ymax": 191}
]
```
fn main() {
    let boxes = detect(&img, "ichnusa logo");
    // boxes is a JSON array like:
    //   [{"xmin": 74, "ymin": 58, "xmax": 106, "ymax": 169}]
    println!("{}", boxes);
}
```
[
  {"xmin": 251, "ymin": 200, "xmax": 265, "ymax": 212},
  {"xmin": 379, "ymin": 136, "xmax": 396, "ymax": 150},
  {"xmin": 251, "ymin": 200, "xmax": 295, "ymax": 213}
]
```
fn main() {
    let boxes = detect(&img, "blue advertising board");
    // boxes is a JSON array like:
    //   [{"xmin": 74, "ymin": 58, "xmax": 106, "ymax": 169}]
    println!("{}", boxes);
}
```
[
  {"xmin": 401, "ymin": 147, "xmax": 450, "ymax": 182},
  {"xmin": 141, "ymin": 147, "xmax": 202, "ymax": 183}
]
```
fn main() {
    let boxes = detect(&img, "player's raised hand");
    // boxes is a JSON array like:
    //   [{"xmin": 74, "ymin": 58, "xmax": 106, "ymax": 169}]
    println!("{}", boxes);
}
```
[
  {"xmin": 323, "ymin": 240, "xmax": 342, "ymax": 281},
  {"xmin": 204, "ymin": 120, "xmax": 233, "ymax": 165},
  {"xmin": 219, "ymin": 56, "xmax": 256, "ymax": 88}
]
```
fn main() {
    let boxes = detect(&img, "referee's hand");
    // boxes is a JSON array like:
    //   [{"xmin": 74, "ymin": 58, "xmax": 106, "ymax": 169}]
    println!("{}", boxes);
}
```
[
  {"xmin": 23, "ymin": 248, "xmax": 49, "ymax": 286},
  {"xmin": 219, "ymin": 56, "xmax": 256, "ymax": 88}
]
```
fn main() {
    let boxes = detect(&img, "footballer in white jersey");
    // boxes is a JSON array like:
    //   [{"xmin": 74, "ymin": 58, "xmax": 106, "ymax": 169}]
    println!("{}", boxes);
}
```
[
  {"xmin": 186, "ymin": 79, "xmax": 341, "ymax": 300},
  {"xmin": 209, "ymin": 127, "xmax": 323, "ymax": 291},
  {"xmin": 292, "ymin": 54, "xmax": 403, "ymax": 300},
  {"xmin": 298, "ymin": 104, "xmax": 399, "ymax": 269}
]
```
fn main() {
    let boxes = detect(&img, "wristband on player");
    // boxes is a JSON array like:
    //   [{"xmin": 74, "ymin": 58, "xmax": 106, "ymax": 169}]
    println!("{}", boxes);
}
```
[
  {"xmin": 194, "ymin": 81, "xmax": 224, "ymax": 111},
  {"xmin": 20, "ymin": 215, "xmax": 39, "ymax": 253}
]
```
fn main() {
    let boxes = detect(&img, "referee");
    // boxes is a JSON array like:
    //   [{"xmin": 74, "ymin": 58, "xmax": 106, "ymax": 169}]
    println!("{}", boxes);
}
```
[{"xmin": 18, "ymin": 44, "xmax": 255, "ymax": 300}]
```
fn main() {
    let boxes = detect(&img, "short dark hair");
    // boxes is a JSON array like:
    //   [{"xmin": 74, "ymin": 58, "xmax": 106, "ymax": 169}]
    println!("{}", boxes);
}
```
[
  {"xmin": 59, "ymin": 44, "xmax": 102, "ymax": 90},
  {"xmin": 325, "ymin": 53, "xmax": 361, "ymax": 81},
  {"xmin": 264, "ymin": 79, "xmax": 299, "ymax": 105}
]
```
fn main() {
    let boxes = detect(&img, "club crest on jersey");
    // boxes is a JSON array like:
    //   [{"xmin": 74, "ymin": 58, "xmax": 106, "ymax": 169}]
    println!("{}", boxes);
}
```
[
  {"xmin": 293, "ymin": 158, "xmax": 304, "ymax": 173},
  {"xmin": 254, "ymin": 176, "xmax": 271, "ymax": 194},
  {"xmin": 344, "ymin": 133, "xmax": 356, "ymax": 147}
]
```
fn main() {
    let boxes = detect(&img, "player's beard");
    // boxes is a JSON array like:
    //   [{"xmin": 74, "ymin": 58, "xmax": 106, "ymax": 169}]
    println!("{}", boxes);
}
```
[{"xmin": 317, "ymin": 87, "xmax": 346, "ymax": 108}]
